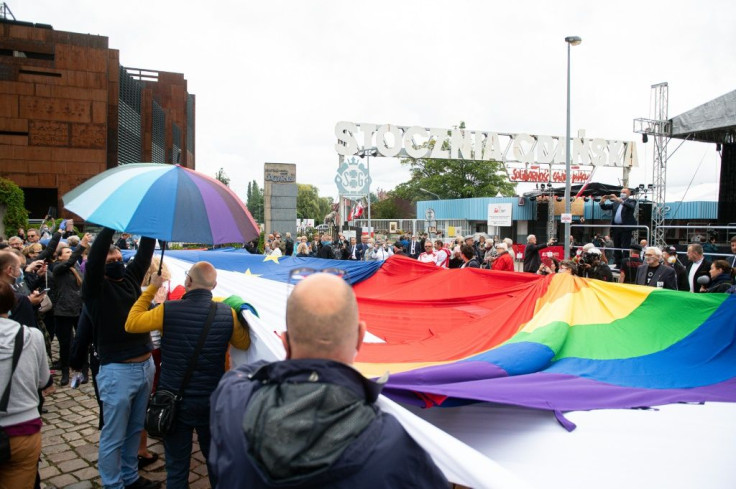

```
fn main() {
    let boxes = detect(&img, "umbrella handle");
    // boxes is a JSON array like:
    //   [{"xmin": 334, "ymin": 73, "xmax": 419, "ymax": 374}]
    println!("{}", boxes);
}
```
[{"xmin": 158, "ymin": 241, "xmax": 166, "ymax": 275}]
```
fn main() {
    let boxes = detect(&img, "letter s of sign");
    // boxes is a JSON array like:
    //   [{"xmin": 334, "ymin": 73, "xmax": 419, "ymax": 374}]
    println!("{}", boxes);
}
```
[{"xmin": 335, "ymin": 122, "xmax": 358, "ymax": 156}]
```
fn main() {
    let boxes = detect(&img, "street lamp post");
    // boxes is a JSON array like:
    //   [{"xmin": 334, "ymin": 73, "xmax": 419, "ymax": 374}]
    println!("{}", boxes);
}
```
[
  {"xmin": 419, "ymin": 188, "xmax": 441, "ymax": 200},
  {"xmin": 564, "ymin": 35, "xmax": 582, "ymax": 260},
  {"xmin": 358, "ymin": 147, "xmax": 378, "ymax": 237},
  {"xmin": 419, "ymin": 188, "xmax": 440, "ymax": 239}
]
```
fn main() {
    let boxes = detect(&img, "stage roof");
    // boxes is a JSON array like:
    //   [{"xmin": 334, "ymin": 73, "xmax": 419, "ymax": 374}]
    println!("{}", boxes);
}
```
[{"xmin": 670, "ymin": 89, "xmax": 736, "ymax": 143}]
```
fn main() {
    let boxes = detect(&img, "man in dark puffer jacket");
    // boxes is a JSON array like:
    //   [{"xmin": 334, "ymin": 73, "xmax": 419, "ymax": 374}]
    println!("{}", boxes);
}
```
[
  {"xmin": 209, "ymin": 273, "xmax": 448, "ymax": 489},
  {"xmin": 125, "ymin": 261, "xmax": 250, "ymax": 489}
]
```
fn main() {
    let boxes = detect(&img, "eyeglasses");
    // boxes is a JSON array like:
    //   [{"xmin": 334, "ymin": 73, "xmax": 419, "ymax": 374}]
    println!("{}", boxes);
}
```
[
  {"xmin": 288, "ymin": 267, "xmax": 347, "ymax": 285},
  {"xmin": 644, "ymin": 254, "xmax": 655, "ymax": 258}
]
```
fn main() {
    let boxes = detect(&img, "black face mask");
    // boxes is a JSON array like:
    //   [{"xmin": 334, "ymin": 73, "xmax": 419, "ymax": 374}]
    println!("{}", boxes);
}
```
[{"xmin": 105, "ymin": 261, "xmax": 125, "ymax": 280}]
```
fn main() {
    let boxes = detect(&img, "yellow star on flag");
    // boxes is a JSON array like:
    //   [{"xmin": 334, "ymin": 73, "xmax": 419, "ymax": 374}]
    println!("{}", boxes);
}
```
[
  {"xmin": 243, "ymin": 269, "xmax": 262, "ymax": 277},
  {"xmin": 263, "ymin": 254, "xmax": 280, "ymax": 264}
]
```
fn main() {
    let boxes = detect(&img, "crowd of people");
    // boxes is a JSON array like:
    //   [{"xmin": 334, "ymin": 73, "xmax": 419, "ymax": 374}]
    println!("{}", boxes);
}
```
[
  {"xmin": 1, "ymin": 218, "xmax": 735, "ymax": 489},
  {"xmin": 0, "ymin": 222, "xmax": 450, "ymax": 489},
  {"xmin": 259, "ymin": 229, "xmax": 736, "ymax": 294}
]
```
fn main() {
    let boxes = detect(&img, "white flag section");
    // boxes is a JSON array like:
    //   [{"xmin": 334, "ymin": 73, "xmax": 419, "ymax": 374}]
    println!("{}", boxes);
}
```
[
  {"xmin": 162, "ymin": 257, "xmax": 528, "ymax": 489},
  {"xmin": 162, "ymin": 256, "xmax": 736, "ymax": 489}
]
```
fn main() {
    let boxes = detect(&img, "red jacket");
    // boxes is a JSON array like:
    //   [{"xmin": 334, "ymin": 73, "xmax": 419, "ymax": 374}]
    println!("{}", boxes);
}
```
[{"xmin": 492, "ymin": 252, "xmax": 515, "ymax": 272}]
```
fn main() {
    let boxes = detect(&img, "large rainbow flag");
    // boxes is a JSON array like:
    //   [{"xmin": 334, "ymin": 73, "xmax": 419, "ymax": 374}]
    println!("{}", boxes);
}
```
[
  {"xmin": 122, "ymin": 249, "xmax": 736, "ymax": 487},
  {"xmin": 124, "ymin": 249, "xmax": 736, "ymax": 419},
  {"xmin": 352, "ymin": 256, "xmax": 736, "ymax": 421}
]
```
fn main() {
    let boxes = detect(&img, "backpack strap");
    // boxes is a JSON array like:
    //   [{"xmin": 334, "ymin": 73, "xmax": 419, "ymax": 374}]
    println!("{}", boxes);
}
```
[{"xmin": 0, "ymin": 325, "xmax": 25, "ymax": 412}]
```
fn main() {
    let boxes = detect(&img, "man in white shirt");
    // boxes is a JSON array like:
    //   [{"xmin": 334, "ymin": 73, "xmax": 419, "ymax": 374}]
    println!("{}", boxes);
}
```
[
  {"xmin": 434, "ymin": 240, "xmax": 450, "ymax": 268},
  {"xmin": 418, "ymin": 241, "xmax": 438, "ymax": 264},
  {"xmin": 370, "ymin": 240, "xmax": 393, "ymax": 261},
  {"xmin": 685, "ymin": 243, "xmax": 711, "ymax": 293}
]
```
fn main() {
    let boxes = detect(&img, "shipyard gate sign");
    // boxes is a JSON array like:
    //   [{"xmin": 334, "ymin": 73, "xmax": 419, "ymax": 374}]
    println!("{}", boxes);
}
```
[{"xmin": 334, "ymin": 122, "xmax": 637, "ymax": 183}]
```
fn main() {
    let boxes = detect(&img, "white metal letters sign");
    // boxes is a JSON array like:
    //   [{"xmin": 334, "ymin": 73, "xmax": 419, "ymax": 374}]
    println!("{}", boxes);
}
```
[{"xmin": 335, "ymin": 122, "xmax": 637, "ymax": 169}]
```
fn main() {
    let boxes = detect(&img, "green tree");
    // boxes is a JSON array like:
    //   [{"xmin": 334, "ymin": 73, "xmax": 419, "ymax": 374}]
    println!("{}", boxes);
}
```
[
  {"xmin": 370, "ymin": 197, "xmax": 400, "ymax": 220},
  {"xmin": 369, "ymin": 190, "xmax": 415, "ymax": 219},
  {"xmin": 297, "ymin": 184, "xmax": 332, "ymax": 222},
  {"xmin": 393, "ymin": 122, "xmax": 515, "ymax": 201},
  {"xmin": 0, "ymin": 177, "xmax": 28, "ymax": 237},
  {"xmin": 246, "ymin": 180, "xmax": 264, "ymax": 223},
  {"xmin": 214, "ymin": 168, "xmax": 230, "ymax": 187}
]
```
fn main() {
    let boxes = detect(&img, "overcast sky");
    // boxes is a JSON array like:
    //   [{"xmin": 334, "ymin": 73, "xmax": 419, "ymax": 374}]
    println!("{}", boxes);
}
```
[{"xmin": 18, "ymin": 0, "xmax": 734, "ymax": 203}]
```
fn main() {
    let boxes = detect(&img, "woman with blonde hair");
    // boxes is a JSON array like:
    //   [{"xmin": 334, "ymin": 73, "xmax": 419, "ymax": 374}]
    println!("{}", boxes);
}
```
[
  {"xmin": 296, "ymin": 242, "xmax": 309, "ymax": 257},
  {"xmin": 21, "ymin": 243, "xmax": 42, "ymax": 262}
]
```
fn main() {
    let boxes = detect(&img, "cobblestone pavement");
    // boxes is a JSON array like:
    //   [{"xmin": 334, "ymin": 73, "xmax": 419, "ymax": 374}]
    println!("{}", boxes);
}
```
[{"xmin": 39, "ymin": 341, "xmax": 210, "ymax": 489}]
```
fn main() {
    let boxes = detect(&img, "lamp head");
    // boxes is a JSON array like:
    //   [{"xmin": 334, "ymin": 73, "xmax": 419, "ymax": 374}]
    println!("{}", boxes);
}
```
[{"xmin": 565, "ymin": 36, "xmax": 582, "ymax": 46}]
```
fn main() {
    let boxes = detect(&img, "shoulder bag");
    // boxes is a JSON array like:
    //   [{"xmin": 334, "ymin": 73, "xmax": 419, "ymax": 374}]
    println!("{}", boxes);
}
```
[
  {"xmin": 145, "ymin": 302, "xmax": 216, "ymax": 439},
  {"xmin": 0, "ymin": 325, "xmax": 25, "ymax": 464}
]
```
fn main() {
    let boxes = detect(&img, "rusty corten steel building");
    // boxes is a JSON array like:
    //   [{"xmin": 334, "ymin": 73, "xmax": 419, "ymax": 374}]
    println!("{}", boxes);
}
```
[{"xmin": 0, "ymin": 16, "xmax": 195, "ymax": 220}]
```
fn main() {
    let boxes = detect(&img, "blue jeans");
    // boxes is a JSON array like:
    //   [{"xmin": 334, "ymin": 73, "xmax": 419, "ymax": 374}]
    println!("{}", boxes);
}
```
[
  {"xmin": 163, "ymin": 396, "xmax": 215, "ymax": 489},
  {"xmin": 97, "ymin": 357, "xmax": 155, "ymax": 489}
]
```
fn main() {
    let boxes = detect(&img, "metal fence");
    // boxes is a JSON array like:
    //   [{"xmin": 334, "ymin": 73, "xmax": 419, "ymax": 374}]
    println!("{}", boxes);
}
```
[
  {"xmin": 351, "ymin": 218, "xmax": 472, "ymax": 237},
  {"xmin": 571, "ymin": 223, "xmax": 651, "ymax": 246},
  {"xmin": 658, "ymin": 224, "xmax": 736, "ymax": 245}
]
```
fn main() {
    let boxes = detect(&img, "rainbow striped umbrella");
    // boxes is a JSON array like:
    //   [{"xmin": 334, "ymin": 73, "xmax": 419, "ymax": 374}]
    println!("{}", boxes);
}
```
[{"xmin": 63, "ymin": 163, "xmax": 259, "ymax": 244}]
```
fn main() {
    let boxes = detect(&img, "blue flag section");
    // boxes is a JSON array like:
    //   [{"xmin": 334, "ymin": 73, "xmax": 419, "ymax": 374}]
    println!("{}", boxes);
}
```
[{"xmin": 122, "ymin": 248, "xmax": 382, "ymax": 285}]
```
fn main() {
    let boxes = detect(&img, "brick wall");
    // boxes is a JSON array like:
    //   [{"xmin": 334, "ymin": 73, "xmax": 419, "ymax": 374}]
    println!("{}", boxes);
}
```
[
  {"xmin": 0, "ymin": 20, "xmax": 195, "ymax": 224},
  {"xmin": 0, "ymin": 22, "xmax": 110, "ymax": 219}
]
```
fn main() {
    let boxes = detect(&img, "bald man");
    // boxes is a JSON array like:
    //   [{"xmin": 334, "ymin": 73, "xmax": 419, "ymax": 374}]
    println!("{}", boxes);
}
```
[
  {"xmin": 209, "ymin": 273, "xmax": 448, "ymax": 488},
  {"xmin": 126, "ymin": 261, "xmax": 249, "ymax": 489}
]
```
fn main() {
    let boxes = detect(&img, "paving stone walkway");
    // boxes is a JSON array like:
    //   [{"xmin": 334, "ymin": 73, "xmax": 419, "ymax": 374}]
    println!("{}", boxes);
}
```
[{"xmin": 39, "ymin": 341, "xmax": 210, "ymax": 489}]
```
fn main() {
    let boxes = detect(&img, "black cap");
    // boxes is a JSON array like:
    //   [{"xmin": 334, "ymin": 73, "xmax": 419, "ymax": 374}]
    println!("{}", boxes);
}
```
[{"xmin": 629, "ymin": 244, "xmax": 643, "ymax": 252}]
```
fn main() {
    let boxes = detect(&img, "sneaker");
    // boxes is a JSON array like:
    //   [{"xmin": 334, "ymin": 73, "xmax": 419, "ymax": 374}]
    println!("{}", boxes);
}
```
[{"xmin": 124, "ymin": 476, "xmax": 162, "ymax": 489}]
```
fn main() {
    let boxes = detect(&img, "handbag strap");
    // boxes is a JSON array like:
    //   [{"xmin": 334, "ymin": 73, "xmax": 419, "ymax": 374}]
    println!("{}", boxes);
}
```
[
  {"xmin": 0, "ymin": 325, "xmax": 25, "ymax": 412},
  {"xmin": 176, "ymin": 302, "xmax": 217, "ymax": 400}
]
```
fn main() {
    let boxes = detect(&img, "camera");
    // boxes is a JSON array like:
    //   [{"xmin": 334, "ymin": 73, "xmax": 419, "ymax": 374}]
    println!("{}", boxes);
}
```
[{"xmin": 582, "ymin": 252, "xmax": 598, "ymax": 264}]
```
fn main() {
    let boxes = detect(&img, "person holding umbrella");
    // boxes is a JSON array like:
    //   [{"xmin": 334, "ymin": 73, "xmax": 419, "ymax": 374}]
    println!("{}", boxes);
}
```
[{"xmin": 82, "ymin": 227, "xmax": 158, "ymax": 489}]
